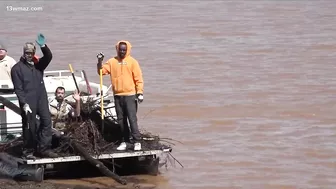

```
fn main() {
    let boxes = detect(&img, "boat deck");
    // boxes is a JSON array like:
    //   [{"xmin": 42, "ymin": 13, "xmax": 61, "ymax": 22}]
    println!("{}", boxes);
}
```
[{"xmin": 24, "ymin": 147, "xmax": 172, "ymax": 165}]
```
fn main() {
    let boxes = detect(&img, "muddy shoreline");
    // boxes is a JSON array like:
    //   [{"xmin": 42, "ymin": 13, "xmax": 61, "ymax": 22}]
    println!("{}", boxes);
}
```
[
  {"xmin": 0, "ymin": 176, "xmax": 158, "ymax": 189},
  {"xmin": 0, "ymin": 179, "xmax": 93, "ymax": 189}
]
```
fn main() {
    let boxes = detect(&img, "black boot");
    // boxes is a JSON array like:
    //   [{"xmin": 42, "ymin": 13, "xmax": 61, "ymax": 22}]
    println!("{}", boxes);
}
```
[
  {"xmin": 39, "ymin": 150, "xmax": 59, "ymax": 158},
  {"xmin": 15, "ymin": 167, "xmax": 44, "ymax": 182},
  {"xmin": 22, "ymin": 149, "xmax": 37, "ymax": 160}
]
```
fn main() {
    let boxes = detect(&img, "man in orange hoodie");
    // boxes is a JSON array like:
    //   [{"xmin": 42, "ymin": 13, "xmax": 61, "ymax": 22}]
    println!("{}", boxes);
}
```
[{"xmin": 97, "ymin": 40, "xmax": 143, "ymax": 151}]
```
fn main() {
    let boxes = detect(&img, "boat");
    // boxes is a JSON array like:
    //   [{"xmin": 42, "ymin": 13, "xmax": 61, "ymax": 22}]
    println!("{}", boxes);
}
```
[
  {"xmin": 0, "ymin": 69, "xmax": 172, "ymax": 182},
  {"xmin": 0, "ymin": 69, "xmax": 118, "ymax": 139}
]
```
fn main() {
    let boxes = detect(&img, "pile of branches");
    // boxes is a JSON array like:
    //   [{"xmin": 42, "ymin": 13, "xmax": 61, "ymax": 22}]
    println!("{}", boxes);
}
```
[
  {"xmin": 53, "ymin": 120, "xmax": 111, "ymax": 156},
  {"xmin": 0, "ymin": 94, "xmax": 178, "ymax": 159},
  {"xmin": 0, "ymin": 93, "xmax": 183, "ymax": 185},
  {"xmin": 53, "ymin": 95, "xmax": 166, "ymax": 156}
]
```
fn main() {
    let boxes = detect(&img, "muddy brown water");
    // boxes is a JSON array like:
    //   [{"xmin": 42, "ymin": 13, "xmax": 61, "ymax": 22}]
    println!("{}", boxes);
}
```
[{"xmin": 1, "ymin": 1, "xmax": 336, "ymax": 189}]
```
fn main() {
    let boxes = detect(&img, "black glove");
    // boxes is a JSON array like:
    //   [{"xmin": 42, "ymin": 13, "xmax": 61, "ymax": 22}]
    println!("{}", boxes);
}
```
[
  {"xmin": 97, "ymin": 52, "xmax": 104, "ymax": 69},
  {"xmin": 97, "ymin": 52, "xmax": 104, "ymax": 61}
]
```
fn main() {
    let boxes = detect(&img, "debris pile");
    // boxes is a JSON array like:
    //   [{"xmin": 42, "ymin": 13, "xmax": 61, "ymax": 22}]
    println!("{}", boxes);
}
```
[
  {"xmin": 0, "ymin": 95, "xmax": 173, "ymax": 156},
  {"xmin": 0, "ymin": 95, "xmax": 181, "ymax": 186}
]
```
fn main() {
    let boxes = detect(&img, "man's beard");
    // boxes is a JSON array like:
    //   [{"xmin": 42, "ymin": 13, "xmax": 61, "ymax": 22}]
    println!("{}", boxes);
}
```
[{"xmin": 56, "ymin": 96, "xmax": 64, "ymax": 102}]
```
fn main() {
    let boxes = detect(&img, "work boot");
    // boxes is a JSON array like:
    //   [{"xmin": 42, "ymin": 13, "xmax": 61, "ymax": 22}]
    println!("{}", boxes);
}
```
[
  {"xmin": 39, "ymin": 150, "xmax": 59, "ymax": 158},
  {"xmin": 22, "ymin": 150, "xmax": 36, "ymax": 160},
  {"xmin": 15, "ymin": 167, "xmax": 44, "ymax": 182},
  {"xmin": 24, "ymin": 154, "xmax": 37, "ymax": 160}
]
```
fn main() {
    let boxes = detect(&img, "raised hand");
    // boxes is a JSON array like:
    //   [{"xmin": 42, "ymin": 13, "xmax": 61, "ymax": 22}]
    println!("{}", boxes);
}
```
[
  {"xmin": 72, "ymin": 90, "xmax": 80, "ymax": 101},
  {"xmin": 36, "ymin": 33, "xmax": 46, "ymax": 47},
  {"xmin": 97, "ymin": 52, "xmax": 104, "ymax": 61}
]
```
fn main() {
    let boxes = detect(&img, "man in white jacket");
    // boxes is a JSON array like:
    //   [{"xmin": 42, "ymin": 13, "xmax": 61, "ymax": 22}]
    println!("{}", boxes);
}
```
[{"xmin": 0, "ymin": 43, "xmax": 17, "ymax": 82}]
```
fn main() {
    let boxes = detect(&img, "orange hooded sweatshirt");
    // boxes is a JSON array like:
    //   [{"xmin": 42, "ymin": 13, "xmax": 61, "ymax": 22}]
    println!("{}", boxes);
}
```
[{"xmin": 101, "ymin": 40, "xmax": 144, "ymax": 96}]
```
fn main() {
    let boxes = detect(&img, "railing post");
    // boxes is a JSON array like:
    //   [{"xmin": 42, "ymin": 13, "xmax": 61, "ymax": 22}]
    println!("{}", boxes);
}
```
[{"xmin": 0, "ymin": 108, "xmax": 7, "ymax": 141}]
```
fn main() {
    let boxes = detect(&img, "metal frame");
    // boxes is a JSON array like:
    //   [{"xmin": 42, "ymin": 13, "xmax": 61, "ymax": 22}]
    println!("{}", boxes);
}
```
[
  {"xmin": 44, "ymin": 70, "xmax": 81, "ymax": 77},
  {"xmin": 25, "ymin": 148, "xmax": 172, "ymax": 165}
]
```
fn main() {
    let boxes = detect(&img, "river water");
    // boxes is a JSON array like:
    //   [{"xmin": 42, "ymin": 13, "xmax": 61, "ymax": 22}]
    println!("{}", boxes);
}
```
[{"xmin": 1, "ymin": 1, "xmax": 336, "ymax": 189}]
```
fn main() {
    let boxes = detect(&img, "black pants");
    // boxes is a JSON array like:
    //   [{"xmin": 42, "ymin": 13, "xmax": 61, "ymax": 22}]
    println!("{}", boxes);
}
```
[
  {"xmin": 0, "ymin": 153, "xmax": 23, "ymax": 178},
  {"xmin": 114, "ymin": 95, "xmax": 141, "ymax": 142},
  {"xmin": 0, "ymin": 161, "xmax": 24, "ymax": 178},
  {"xmin": 21, "ymin": 95, "xmax": 52, "ymax": 154}
]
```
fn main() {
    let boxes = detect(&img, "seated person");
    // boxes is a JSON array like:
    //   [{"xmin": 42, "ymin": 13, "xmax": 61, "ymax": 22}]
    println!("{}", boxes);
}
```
[{"xmin": 49, "ymin": 86, "xmax": 80, "ymax": 135}]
